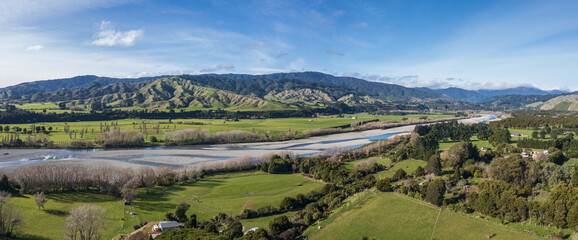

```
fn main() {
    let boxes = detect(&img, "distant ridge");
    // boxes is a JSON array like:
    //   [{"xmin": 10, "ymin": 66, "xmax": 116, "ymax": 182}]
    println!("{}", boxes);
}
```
[
  {"xmin": 427, "ymin": 86, "xmax": 567, "ymax": 103},
  {"xmin": 0, "ymin": 75, "xmax": 169, "ymax": 99}
]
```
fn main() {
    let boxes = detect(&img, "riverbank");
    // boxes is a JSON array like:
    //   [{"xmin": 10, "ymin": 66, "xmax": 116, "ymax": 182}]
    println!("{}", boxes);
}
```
[{"xmin": 0, "ymin": 114, "xmax": 499, "ymax": 170}]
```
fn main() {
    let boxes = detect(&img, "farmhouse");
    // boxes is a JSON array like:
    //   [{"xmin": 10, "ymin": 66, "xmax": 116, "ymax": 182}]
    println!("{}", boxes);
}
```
[
  {"xmin": 481, "ymin": 147, "xmax": 492, "ymax": 152},
  {"xmin": 511, "ymin": 133, "xmax": 522, "ymax": 137}
]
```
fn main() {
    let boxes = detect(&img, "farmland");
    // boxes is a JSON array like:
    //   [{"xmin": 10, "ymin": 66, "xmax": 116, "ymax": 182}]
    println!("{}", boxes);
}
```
[
  {"xmin": 7, "ymin": 171, "xmax": 323, "ymax": 239},
  {"xmin": 309, "ymin": 192, "xmax": 543, "ymax": 240},
  {"xmin": 0, "ymin": 113, "xmax": 454, "ymax": 147}
]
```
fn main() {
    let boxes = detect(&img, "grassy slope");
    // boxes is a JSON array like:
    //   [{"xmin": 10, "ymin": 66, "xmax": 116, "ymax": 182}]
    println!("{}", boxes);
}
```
[
  {"xmin": 374, "ymin": 159, "xmax": 426, "ymax": 178},
  {"xmin": 311, "ymin": 192, "xmax": 542, "ymax": 240},
  {"xmin": 7, "ymin": 171, "xmax": 323, "ymax": 240},
  {"xmin": 133, "ymin": 172, "xmax": 324, "ymax": 223}
]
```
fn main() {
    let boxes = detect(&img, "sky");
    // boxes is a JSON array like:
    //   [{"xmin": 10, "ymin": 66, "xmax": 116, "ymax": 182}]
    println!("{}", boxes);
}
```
[{"xmin": 1, "ymin": 0, "xmax": 578, "ymax": 91}]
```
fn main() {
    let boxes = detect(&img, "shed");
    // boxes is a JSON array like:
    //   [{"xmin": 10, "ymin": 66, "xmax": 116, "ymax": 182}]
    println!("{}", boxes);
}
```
[{"xmin": 153, "ymin": 221, "xmax": 179, "ymax": 232}]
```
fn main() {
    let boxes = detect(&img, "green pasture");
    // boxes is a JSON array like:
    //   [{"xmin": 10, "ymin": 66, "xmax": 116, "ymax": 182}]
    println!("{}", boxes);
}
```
[
  {"xmin": 8, "ymin": 192, "xmax": 127, "ymax": 240},
  {"xmin": 374, "ymin": 159, "xmax": 426, "ymax": 179},
  {"xmin": 309, "ymin": 192, "xmax": 543, "ymax": 240},
  {"xmin": 6, "ymin": 171, "xmax": 323, "ymax": 239},
  {"xmin": 132, "ymin": 172, "xmax": 323, "ymax": 223},
  {"xmin": 0, "ymin": 113, "xmax": 453, "ymax": 147}
]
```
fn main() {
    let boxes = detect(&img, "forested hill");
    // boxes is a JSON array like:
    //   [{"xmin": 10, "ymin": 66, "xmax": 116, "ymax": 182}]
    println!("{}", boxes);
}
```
[
  {"xmin": 0, "ymin": 75, "xmax": 168, "ymax": 99},
  {"xmin": 428, "ymin": 86, "xmax": 566, "ymax": 103},
  {"xmin": 212, "ymin": 71, "xmax": 443, "ymax": 101}
]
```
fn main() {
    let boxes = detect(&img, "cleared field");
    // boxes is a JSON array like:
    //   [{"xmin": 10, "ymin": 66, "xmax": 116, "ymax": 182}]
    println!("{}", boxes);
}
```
[
  {"xmin": 132, "ymin": 171, "xmax": 324, "ymax": 222},
  {"xmin": 310, "ymin": 192, "xmax": 543, "ymax": 240},
  {"xmin": 8, "ymin": 192, "xmax": 127, "ymax": 240},
  {"xmin": 0, "ymin": 113, "xmax": 453, "ymax": 146},
  {"xmin": 374, "ymin": 159, "xmax": 426, "ymax": 178},
  {"xmin": 6, "ymin": 171, "xmax": 323, "ymax": 239}
]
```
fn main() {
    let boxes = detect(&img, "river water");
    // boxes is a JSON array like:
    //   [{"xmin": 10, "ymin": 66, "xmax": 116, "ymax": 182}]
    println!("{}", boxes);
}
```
[{"xmin": 0, "ymin": 114, "xmax": 497, "ymax": 169}]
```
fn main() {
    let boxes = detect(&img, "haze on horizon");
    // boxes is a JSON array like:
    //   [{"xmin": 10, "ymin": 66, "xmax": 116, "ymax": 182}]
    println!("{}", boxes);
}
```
[{"xmin": 1, "ymin": 0, "xmax": 577, "ymax": 91}]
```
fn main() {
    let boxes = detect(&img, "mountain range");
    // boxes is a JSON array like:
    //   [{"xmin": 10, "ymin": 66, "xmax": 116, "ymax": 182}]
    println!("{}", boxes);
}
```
[{"xmin": 0, "ymin": 72, "xmax": 574, "ymax": 111}]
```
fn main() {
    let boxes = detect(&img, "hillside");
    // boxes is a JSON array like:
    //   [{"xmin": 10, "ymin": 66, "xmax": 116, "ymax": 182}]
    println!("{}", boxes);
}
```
[
  {"xmin": 84, "ymin": 77, "xmax": 288, "ymax": 110},
  {"xmin": 536, "ymin": 94, "xmax": 578, "ymax": 111},
  {"xmin": 5, "ymin": 75, "xmax": 390, "ymax": 111},
  {"xmin": 0, "ymin": 75, "xmax": 166, "ymax": 99},
  {"xmin": 214, "ymin": 72, "xmax": 444, "ymax": 101}
]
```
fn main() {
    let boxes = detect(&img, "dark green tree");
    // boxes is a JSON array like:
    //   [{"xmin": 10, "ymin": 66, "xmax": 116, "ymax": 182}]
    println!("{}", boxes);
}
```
[
  {"xmin": 268, "ymin": 216, "xmax": 291, "ymax": 236},
  {"xmin": 392, "ymin": 169, "xmax": 407, "ymax": 181},
  {"xmin": 425, "ymin": 178, "xmax": 446, "ymax": 206},
  {"xmin": 175, "ymin": 203, "xmax": 190, "ymax": 222},
  {"xmin": 426, "ymin": 155, "xmax": 442, "ymax": 175},
  {"xmin": 224, "ymin": 221, "xmax": 243, "ymax": 239},
  {"xmin": 375, "ymin": 178, "xmax": 393, "ymax": 192},
  {"xmin": 489, "ymin": 128, "xmax": 511, "ymax": 147},
  {"xmin": 539, "ymin": 130, "xmax": 547, "ymax": 139}
]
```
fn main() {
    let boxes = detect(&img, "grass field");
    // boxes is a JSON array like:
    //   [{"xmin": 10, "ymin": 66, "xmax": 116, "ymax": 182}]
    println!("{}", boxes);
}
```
[
  {"xmin": 374, "ymin": 159, "xmax": 426, "ymax": 179},
  {"xmin": 6, "ymin": 171, "xmax": 323, "ymax": 239},
  {"xmin": 8, "ymin": 192, "xmax": 126, "ymax": 240},
  {"xmin": 0, "ymin": 113, "xmax": 453, "ymax": 146},
  {"xmin": 309, "ymin": 192, "xmax": 543, "ymax": 240},
  {"xmin": 132, "ymin": 171, "xmax": 324, "ymax": 223}
]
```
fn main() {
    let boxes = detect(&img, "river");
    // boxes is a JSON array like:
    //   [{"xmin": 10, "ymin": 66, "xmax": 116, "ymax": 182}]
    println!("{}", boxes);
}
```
[{"xmin": 0, "ymin": 114, "xmax": 497, "ymax": 169}]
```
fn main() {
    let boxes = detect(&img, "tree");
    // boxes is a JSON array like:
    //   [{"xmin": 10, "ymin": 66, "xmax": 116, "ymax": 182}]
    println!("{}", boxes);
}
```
[
  {"xmin": 64, "ymin": 204, "xmax": 105, "ymax": 240},
  {"xmin": 531, "ymin": 131, "xmax": 539, "ymax": 139},
  {"xmin": 185, "ymin": 214, "xmax": 197, "ymax": 228},
  {"xmin": 426, "ymin": 155, "xmax": 442, "ymax": 175},
  {"xmin": 375, "ymin": 178, "xmax": 393, "ymax": 192},
  {"xmin": 269, "ymin": 215, "xmax": 291, "ymax": 236},
  {"xmin": 489, "ymin": 128, "xmax": 511, "ymax": 147},
  {"xmin": 0, "ymin": 191, "xmax": 22, "ymax": 237},
  {"xmin": 392, "ymin": 169, "xmax": 407, "ymax": 181},
  {"xmin": 34, "ymin": 192, "xmax": 46, "ymax": 210},
  {"xmin": 539, "ymin": 130, "xmax": 547, "ymax": 139},
  {"xmin": 571, "ymin": 168, "xmax": 578, "ymax": 187},
  {"xmin": 413, "ymin": 166, "xmax": 425, "ymax": 177},
  {"xmin": 0, "ymin": 175, "xmax": 15, "ymax": 193},
  {"xmin": 441, "ymin": 141, "xmax": 479, "ymax": 168},
  {"xmin": 425, "ymin": 179, "xmax": 446, "ymax": 206},
  {"xmin": 548, "ymin": 151, "xmax": 568, "ymax": 165},
  {"xmin": 174, "ymin": 203, "xmax": 190, "ymax": 222},
  {"xmin": 223, "ymin": 220, "xmax": 243, "ymax": 239}
]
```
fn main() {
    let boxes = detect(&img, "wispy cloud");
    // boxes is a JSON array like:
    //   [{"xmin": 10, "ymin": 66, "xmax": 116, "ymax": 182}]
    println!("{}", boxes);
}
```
[
  {"xmin": 327, "ymin": 49, "xmax": 344, "ymax": 56},
  {"xmin": 351, "ymin": 22, "xmax": 368, "ymax": 29},
  {"xmin": 91, "ymin": 21, "xmax": 144, "ymax": 47},
  {"xmin": 244, "ymin": 41, "xmax": 266, "ymax": 49},
  {"xmin": 26, "ymin": 45, "xmax": 44, "ymax": 51},
  {"xmin": 200, "ymin": 63, "xmax": 235, "ymax": 73}
]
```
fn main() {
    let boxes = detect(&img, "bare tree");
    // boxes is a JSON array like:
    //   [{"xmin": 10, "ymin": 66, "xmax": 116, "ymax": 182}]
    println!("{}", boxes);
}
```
[
  {"xmin": 34, "ymin": 192, "xmax": 46, "ymax": 210},
  {"xmin": 0, "ymin": 191, "xmax": 22, "ymax": 236},
  {"xmin": 121, "ymin": 177, "xmax": 139, "ymax": 205},
  {"xmin": 64, "ymin": 204, "xmax": 105, "ymax": 240}
]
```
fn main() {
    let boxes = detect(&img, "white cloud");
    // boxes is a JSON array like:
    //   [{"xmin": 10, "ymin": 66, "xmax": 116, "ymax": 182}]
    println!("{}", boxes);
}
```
[
  {"xmin": 26, "ymin": 45, "xmax": 44, "ymax": 51},
  {"xmin": 91, "ymin": 21, "xmax": 144, "ymax": 47}
]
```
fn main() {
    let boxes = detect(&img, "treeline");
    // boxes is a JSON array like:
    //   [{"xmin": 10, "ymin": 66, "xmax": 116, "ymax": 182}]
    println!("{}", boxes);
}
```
[{"xmin": 493, "ymin": 113, "xmax": 578, "ymax": 129}]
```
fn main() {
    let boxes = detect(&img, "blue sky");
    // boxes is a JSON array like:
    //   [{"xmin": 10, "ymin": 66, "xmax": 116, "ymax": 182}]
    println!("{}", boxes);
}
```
[{"xmin": 1, "ymin": 0, "xmax": 578, "ymax": 90}]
